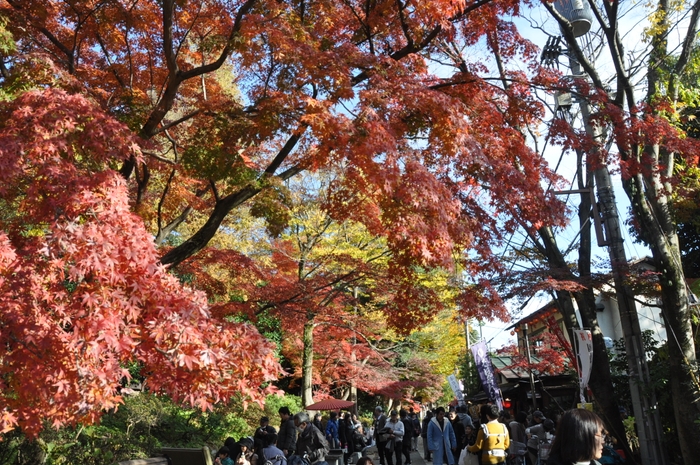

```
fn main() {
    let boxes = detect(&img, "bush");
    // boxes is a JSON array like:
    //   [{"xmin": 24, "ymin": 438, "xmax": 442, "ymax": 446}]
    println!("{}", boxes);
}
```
[{"xmin": 0, "ymin": 392, "xmax": 303, "ymax": 465}]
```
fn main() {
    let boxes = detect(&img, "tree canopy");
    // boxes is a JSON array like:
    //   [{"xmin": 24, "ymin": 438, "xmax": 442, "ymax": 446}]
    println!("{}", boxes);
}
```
[
  {"xmin": 0, "ymin": 0, "xmax": 572, "ymax": 434},
  {"xmin": 6, "ymin": 1, "xmax": 700, "ymax": 457},
  {"xmin": 0, "ymin": 89, "xmax": 281, "ymax": 437}
]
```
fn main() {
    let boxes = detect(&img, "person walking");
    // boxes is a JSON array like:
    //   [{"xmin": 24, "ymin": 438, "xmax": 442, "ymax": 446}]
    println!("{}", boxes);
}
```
[
  {"xmin": 540, "ymin": 409, "xmax": 605, "ymax": 465},
  {"xmin": 340, "ymin": 412, "xmax": 357, "ymax": 464},
  {"xmin": 409, "ymin": 409, "xmax": 421, "ymax": 451},
  {"xmin": 526, "ymin": 411, "xmax": 545, "ymax": 465},
  {"xmin": 262, "ymin": 434, "xmax": 287, "ymax": 465},
  {"xmin": 467, "ymin": 404, "xmax": 509, "ymax": 465},
  {"xmin": 421, "ymin": 410, "xmax": 433, "ymax": 462},
  {"xmin": 400, "ymin": 410, "xmax": 414, "ymax": 465},
  {"xmin": 457, "ymin": 405, "xmax": 474, "ymax": 430},
  {"xmin": 507, "ymin": 412, "xmax": 528, "ymax": 465},
  {"xmin": 374, "ymin": 407, "xmax": 390, "ymax": 465},
  {"xmin": 427, "ymin": 407, "xmax": 457, "ymax": 465},
  {"xmin": 313, "ymin": 413, "xmax": 324, "ymax": 432},
  {"xmin": 294, "ymin": 412, "xmax": 330, "ymax": 465},
  {"xmin": 386, "ymin": 410, "xmax": 405, "ymax": 465},
  {"xmin": 448, "ymin": 409, "xmax": 466, "ymax": 451},
  {"xmin": 255, "ymin": 416, "xmax": 277, "ymax": 460},
  {"xmin": 278, "ymin": 407, "xmax": 297, "ymax": 458},
  {"xmin": 535, "ymin": 420, "xmax": 555, "ymax": 465}
]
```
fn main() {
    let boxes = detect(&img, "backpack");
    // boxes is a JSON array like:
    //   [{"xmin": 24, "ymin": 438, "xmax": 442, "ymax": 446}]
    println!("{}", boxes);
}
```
[
  {"xmin": 480, "ymin": 422, "xmax": 508, "ymax": 441},
  {"xmin": 480, "ymin": 423, "xmax": 508, "ymax": 459},
  {"xmin": 262, "ymin": 449, "xmax": 287, "ymax": 465},
  {"xmin": 538, "ymin": 433, "xmax": 554, "ymax": 461}
]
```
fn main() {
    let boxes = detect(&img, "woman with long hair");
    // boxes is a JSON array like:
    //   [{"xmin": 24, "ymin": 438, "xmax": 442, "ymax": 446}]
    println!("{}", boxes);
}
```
[{"xmin": 545, "ymin": 409, "xmax": 605, "ymax": 465}]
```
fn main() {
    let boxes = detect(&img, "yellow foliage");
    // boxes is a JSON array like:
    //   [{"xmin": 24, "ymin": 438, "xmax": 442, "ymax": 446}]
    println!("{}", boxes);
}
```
[{"xmin": 411, "ymin": 308, "xmax": 466, "ymax": 376}]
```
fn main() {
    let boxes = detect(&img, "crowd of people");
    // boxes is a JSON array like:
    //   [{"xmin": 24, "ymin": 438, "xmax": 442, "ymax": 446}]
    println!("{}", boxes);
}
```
[
  {"xmin": 214, "ymin": 406, "xmax": 371, "ymax": 465},
  {"xmin": 212, "ymin": 404, "xmax": 616, "ymax": 465},
  {"xmin": 417, "ymin": 405, "xmax": 613, "ymax": 465}
]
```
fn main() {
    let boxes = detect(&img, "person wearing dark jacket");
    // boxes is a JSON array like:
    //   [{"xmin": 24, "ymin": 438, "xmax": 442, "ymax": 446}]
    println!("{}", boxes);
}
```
[
  {"xmin": 544, "ymin": 409, "xmax": 604, "ymax": 465},
  {"xmin": 448, "ymin": 410, "xmax": 466, "ymax": 452},
  {"xmin": 410, "ymin": 411, "xmax": 421, "ymax": 452},
  {"xmin": 313, "ymin": 413, "xmax": 324, "ymax": 432},
  {"xmin": 326, "ymin": 411, "xmax": 340, "ymax": 449},
  {"xmin": 236, "ymin": 437, "xmax": 259, "ymax": 465},
  {"xmin": 374, "ymin": 406, "xmax": 389, "ymax": 465},
  {"xmin": 255, "ymin": 416, "xmax": 278, "ymax": 460},
  {"xmin": 421, "ymin": 410, "xmax": 433, "ymax": 462},
  {"xmin": 278, "ymin": 407, "xmax": 298, "ymax": 457},
  {"xmin": 339, "ymin": 412, "xmax": 356, "ymax": 463},
  {"xmin": 400, "ymin": 410, "xmax": 414, "ymax": 465},
  {"xmin": 294, "ymin": 412, "xmax": 330, "ymax": 465}
]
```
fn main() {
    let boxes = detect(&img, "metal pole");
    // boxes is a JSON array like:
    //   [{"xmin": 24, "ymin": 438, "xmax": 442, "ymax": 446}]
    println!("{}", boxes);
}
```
[
  {"xmin": 567, "ymin": 55, "xmax": 667, "ymax": 465},
  {"xmin": 523, "ymin": 324, "xmax": 538, "ymax": 410},
  {"xmin": 465, "ymin": 318, "xmax": 471, "ymax": 396}
]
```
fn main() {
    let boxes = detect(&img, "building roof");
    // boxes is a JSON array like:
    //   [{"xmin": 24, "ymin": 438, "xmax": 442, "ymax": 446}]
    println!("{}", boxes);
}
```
[
  {"xmin": 490, "ymin": 354, "xmax": 530, "ymax": 380},
  {"xmin": 506, "ymin": 301, "xmax": 558, "ymax": 330}
]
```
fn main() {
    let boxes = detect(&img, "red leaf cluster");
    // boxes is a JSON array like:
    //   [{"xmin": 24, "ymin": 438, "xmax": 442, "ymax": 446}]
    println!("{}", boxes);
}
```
[{"xmin": 0, "ymin": 90, "xmax": 282, "ymax": 437}]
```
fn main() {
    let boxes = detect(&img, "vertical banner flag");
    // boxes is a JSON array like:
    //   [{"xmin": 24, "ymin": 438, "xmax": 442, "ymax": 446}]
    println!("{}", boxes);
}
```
[
  {"xmin": 471, "ymin": 341, "xmax": 504, "ymax": 410},
  {"xmin": 447, "ymin": 374, "xmax": 466, "ymax": 405},
  {"xmin": 573, "ymin": 329, "xmax": 594, "ymax": 404}
]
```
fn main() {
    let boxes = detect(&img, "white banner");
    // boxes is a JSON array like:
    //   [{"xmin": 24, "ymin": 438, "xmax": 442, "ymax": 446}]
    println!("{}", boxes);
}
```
[
  {"xmin": 447, "ymin": 374, "xmax": 465, "ymax": 404},
  {"xmin": 573, "ymin": 329, "xmax": 594, "ymax": 404}
]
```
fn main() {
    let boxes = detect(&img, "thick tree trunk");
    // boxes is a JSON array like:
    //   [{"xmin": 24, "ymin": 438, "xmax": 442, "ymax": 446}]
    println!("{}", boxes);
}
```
[
  {"xmin": 574, "ymin": 158, "xmax": 637, "ymax": 462},
  {"xmin": 639, "ymin": 0, "xmax": 700, "ymax": 459},
  {"xmin": 537, "ymin": 226, "xmax": 636, "ymax": 462},
  {"xmin": 660, "ymin": 262, "xmax": 700, "ymax": 464},
  {"xmin": 624, "ymin": 171, "xmax": 700, "ymax": 463},
  {"xmin": 302, "ymin": 316, "xmax": 315, "ymax": 408}
]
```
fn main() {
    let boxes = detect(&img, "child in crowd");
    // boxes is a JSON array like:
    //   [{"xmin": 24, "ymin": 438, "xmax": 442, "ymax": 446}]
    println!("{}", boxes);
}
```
[{"xmin": 215, "ymin": 446, "xmax": 235, "ymax": 465}]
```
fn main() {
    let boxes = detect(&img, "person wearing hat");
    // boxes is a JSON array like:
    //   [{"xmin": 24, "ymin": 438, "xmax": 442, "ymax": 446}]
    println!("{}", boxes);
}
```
[
  {"xmin": 536, "ymin": 420, "xmax": 555, "ymax": 464},
  {"xmin": 236, "ymin": 437, "xmax": 258, "ymax": 465},
  {"xmin": 373, "ymin": 407, "xmax": 389, "ymax": 465},
  {"xmin": 255, "ymin": 416, "xmax": 278, "ymax": 460},
  {"xmin": 526, "ymin": 411, "xmax": 546, "ymax": 465},
  {"xmin": 293, "ymin": 412, "xmax": 330, "ymax": 465}
]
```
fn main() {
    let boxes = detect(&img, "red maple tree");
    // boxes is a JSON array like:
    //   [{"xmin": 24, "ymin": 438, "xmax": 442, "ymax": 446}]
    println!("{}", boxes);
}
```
[
  {"xmin": 0, "ymin": 0, "xmax": 573, "ymax": 432},
  {"xmin": 0, "ymin": 90, "xmax": 282, "ymax": 437}
]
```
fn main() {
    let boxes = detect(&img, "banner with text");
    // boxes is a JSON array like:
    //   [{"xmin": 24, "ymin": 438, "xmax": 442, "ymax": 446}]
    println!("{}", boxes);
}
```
[
  {"xmin": 573, "ymin": 329, "xmax": 594, "ymax": 404},
  {"xmin": 447, "ymin": 374, "xmax": 465, "ymax": 405},
  {"xmin": 471, "ymin": 341, "xmax": 503, "ymax": 410}
]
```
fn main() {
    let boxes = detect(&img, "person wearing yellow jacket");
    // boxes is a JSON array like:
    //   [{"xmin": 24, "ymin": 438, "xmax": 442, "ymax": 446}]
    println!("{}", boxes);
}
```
[{"xmin": 467, "ymin": 405, "xmax": 510, "ymax": 465}]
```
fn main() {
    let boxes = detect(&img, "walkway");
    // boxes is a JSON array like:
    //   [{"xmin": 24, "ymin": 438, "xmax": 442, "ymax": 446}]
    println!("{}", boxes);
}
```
[{"xmin": 362, "ymin": 438, "xmax": 429, "ymax": 465}]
